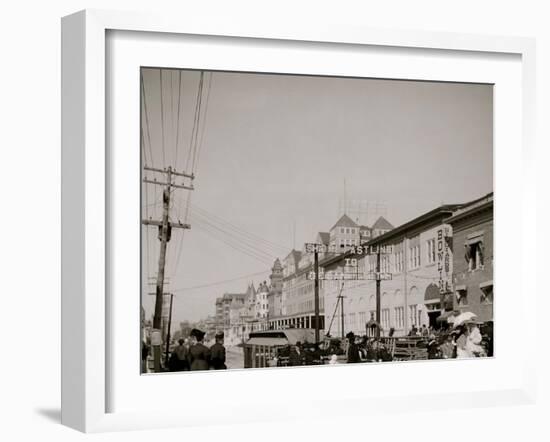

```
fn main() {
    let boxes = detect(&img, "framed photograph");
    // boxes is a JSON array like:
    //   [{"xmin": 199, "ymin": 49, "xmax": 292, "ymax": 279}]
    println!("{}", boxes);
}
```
[{"xmin": 61, "ymin": 9, "xmax": 537, "ymax": 433}]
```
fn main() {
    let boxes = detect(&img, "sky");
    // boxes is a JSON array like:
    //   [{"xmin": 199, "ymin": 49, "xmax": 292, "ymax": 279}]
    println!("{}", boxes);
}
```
[{"xmin": 140, "ymin": 68, "xmax": 493, "ymax": 324}]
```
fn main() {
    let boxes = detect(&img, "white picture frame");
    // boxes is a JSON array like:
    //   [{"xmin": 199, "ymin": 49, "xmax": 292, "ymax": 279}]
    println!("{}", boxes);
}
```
[{"xmin": 61, "ymin": 9, "xmax": 537, "ymax": 433}]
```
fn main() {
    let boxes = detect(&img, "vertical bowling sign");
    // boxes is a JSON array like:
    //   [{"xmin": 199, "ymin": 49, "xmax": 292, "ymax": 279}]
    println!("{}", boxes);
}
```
[{"xmin": 437, "ymin": 225, "xmax": 451, "ymax": 293}]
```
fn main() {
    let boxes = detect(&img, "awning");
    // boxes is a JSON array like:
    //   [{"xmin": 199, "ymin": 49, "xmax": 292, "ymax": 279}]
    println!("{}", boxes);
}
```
[
  {"xmin": 246, "ymin": 337, "xmax": 288, "ymax": 346},
  {"xmin": 480, "ymin": 280, "xmax": 493, "ymax": 289},
  {"xmin": 455, "ymin": 285, "xmax": 466, "ymax": 291}
]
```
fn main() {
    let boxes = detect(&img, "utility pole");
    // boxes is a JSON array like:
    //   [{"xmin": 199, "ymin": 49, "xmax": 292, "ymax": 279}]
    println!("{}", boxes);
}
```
[
  {"xmin": 375, "ymin": 248, "xmax": 381, "ymax": 338},
  {"xmin": 313, "ymin": 249, "xmax": 320, "ymax": 344},
  {"xmin": 143, "ymin": 165, "xmax": 193, "ymax": 372},
  {"xmin": 340, "ymin": 289, "xmax": 345, "ymax": 340},
  {"xmin": 164, "ymin": 293, "xmax": 174, "ymax": 368}
]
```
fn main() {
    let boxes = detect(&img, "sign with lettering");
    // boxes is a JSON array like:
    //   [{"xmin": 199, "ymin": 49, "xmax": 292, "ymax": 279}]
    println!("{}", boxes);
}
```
[
  {"xmin": 306, "ymin": 271, "xmax": 365, "ymax": 281},
  {"xmin": 304, "ymin": 243, "xmax": 393, "ymax": 255},
  {"xmin": 437, "ymin": 225, "xmax": 451, "ymax": 293},
  {"xmin": 366, "ymin": 272, "xmax": 393, "ymax": 281}
]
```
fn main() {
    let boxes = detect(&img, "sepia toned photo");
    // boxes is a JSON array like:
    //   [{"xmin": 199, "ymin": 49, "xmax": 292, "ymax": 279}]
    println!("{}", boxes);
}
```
[{"xmin": 140, "ymin": 67, "xmax": 493, "ymax": 374}]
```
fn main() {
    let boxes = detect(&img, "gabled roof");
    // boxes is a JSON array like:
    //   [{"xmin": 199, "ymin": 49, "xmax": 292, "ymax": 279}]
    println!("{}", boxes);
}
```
[
  {"xmin": 372, "ymin": 216, "xmax": 394, "ymax": 230},
  {"xmin": 330, "ymin": 214, "xmax": 358, "ymax": 231},
  {"xmin": 285, "ymin": 249, "xmax": 302, "ymax": 263},
  {"xmin": 317, "ymin": 232, "xmax": 330, "ymax": 245}
]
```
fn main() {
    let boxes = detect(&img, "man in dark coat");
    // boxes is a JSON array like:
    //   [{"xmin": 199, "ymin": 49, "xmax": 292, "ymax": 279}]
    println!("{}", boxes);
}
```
[
  {"xmin": 188, "ymin": 328, "xmax": 210, "ymax": 371},
  {"xmin": 346, "ymin": 332, "xmax": 361, "ymax": 363},
  {"xmin": 210, "ymin": 332, "xmax": 227, "ymax": 370},
  {"xmin": 288, "ymin": 342, "xmax": 304, "ymax": 366},
  {"xmin": 174, "ymin": 338, "xmax": 190, "ymax": 371}
]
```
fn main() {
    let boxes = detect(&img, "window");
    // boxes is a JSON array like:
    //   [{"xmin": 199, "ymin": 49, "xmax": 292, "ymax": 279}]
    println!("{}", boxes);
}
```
[
  {"xmin": 465, "ymin": 240, "xmax": 484, "ymax": 271},
  {"xmin": 340, "ymin": 227, "xmax": 345, "ymax": 234},
  {"xmin": 408, "ymin": 304, "xmax": 418, "ymax": 326},
  {"xmin": 394, "ymin": 306, "xmax": 405, "ymax": 329},
  {"xmin": 380, "ymin": 255, "xmax": 390, "ymax": 273},
  {"xmin": 456, "ymin": 288, "xmax": 468, "ymax": 306},
  {"xmin": 381, "ymin": 309, "xmax": 391, "ymax": 330},
  {"xmin": 426, "ymin": 239, "xmax": 436, "ymax": 264},
  {"xmin": 350, "ymin": 313, "xmax": 356, "ymax": 329},
  {"xmin": 408, "ymin": 244, "xmax": 420, "ymax": 269},
  {"xmin": 359, "ymin": 311, "xmax": 367, "ymax": 326},
  {"xmin": 480, "ymin": 284, "xmax": 493, "ymax": 304}
]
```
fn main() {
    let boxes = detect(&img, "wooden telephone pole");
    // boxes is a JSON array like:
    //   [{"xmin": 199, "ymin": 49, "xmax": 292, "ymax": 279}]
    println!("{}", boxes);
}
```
[
  {"xmin": 143, "ymin": 165, "xmax": 193, "ymax": 372},
  {"xmin": 313, "ymin": 249, "xmax": 320, "ymax": 344},
  {"xmin": 375, "ymin": 249, "xmax": 382, "ymax": 338}
]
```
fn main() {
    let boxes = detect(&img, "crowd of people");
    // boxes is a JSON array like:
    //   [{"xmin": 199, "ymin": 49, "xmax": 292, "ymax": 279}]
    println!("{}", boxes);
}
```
[
  {"xmin": 142, "ymin": 328, "xmax": 228, "ymax": 373},
  {"xmin": 141, "ymin": 319, "xmax": 493, "ymax": 372},
  {"xmin": 274, "ymin": 320, "xmax": 493, "ymax": 366}
]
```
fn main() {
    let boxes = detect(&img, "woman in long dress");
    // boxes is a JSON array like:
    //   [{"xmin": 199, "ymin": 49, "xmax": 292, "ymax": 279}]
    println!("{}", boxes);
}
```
[
  {"xmin": 456, "ymin": 322, "xmax": 485, "ymax": 358},
  {"xmin": 187, "ymin": 328, "xmax": 210, "ymax": 371}
]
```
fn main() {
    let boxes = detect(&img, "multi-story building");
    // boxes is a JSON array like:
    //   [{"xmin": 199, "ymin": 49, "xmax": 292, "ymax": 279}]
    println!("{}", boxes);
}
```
[
  {"xmin": 267, "ymin": 258, "xmax": 284, "ymax": 323},
  {"xmin": 217, "ymin": 292, "xmax": 247, "ymax": 331},
  {"xmin": 329, "ymin": 214, "xmax": 361, "ymax": 252},
  {"xmin": 269, "ymin": 214, "xmax": 395, "ymax": 333},
  {"xmin": 447, "ymin": 193, "xmax": 493, "ymax": 323},
  {"xmin": 322, "ymin": 203, "xmax": 462, "ymax": 338},
  {"xmin": 271, "ymin": 248, "xmax": 324, "ymax": 330},
  {"xmin": 255, "ymin": 281, "xmax": 270, "ymax": 320},
  {"xmin": 215, "ymin": 297, "xmax": 224, "ymax": 332},
  {"xmin": 371, "ymin": 216, "xmax": 394, "ymax": 238}
]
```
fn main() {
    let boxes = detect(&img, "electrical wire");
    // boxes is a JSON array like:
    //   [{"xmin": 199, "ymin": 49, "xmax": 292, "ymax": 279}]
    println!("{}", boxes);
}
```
[
  {"xmin": 190, "ymin": 216, "xmax": 276, "ymax": 265},
  {"xmin": 189, "ymin": 211, "xmax": 280, "ymax": 261},
  {"xmin": 140, "ymin": 71, "xmax": 155, "ymax": 168},
  {"xmin": 190, "ymin": 203, "xmax": 290, "ymax": 254},
  {"xmin": 171, "ymin": 269, "xmax": 271, "ymax": 294},
  {"xmin": 159, "ymin": 69, "xmax": 166, "ymax": 167}
]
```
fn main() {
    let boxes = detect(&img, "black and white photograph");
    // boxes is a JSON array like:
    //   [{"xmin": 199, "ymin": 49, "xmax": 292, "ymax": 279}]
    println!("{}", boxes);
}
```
[{"xmin": 140, "ymin": 67, "xmax": 494, "ymax": 374}]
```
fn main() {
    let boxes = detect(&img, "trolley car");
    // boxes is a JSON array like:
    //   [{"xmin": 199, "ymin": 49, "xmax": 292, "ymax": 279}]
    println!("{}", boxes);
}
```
[{"xmin": 243, "ymin": 329, "xmax": 316, "ymax": 368}]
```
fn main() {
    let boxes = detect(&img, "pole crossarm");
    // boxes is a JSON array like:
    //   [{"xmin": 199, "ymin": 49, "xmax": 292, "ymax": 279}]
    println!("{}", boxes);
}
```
[
  {"xmin": 142, "ymin": 179, "xmax": 194, "ymax": 191},
  {"xmin": 144, "ymin": 165, "xmax": 195, "ymax": 179},
  {"xmin": 142, "ymin": 219, "xmax": 191, "ymax": 229}
]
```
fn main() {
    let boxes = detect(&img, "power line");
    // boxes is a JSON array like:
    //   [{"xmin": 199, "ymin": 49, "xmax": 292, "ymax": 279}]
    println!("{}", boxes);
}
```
[
  {"xmin": 140, "ymin": 71, "xmax": 155, "ymax": 168},
  {"xmin": 174, "ymin": 70, "xmax": 183, "ymax": 171},
  {"xmin": 159, "ymin": 69, "xmax": 166, "ymax": 167},
  {"xmin": 171, "ymin": 269, "xmax": 271, "ymax": 293},
  {"xmin": 191, "ymin": 220, "xmax": 275, "ymax": 266},
  {"xmin": 195, "ymin": 72, "xmax": 214, "ymax": 172},
  {"xmin": 189, "ymin": 211, "xmax": 279, "ymax": 261},
  {"xmin": 190, "ymin": 203, "xmax": 289, "ymax": 254}
]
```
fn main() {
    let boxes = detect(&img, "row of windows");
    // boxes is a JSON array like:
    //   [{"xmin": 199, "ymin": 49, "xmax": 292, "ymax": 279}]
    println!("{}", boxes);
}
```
[
  {"xmin": 363, "ymin": 237, "xmax": 440, "ymax": 273},
  {"xmin": 456, "ymin": 286, "xmax": 493, "ymax": 306},
  {"xmin": 343, "ymin": 305, "xmax": 421, "ymax": 330},
  {"xmin": 339, "ymin": 227, "xmax": 358, "ymax": 235}
]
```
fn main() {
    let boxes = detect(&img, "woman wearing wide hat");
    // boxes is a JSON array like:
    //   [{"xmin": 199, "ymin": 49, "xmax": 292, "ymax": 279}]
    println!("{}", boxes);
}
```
[{"xmin": 188, "ymin": 328, "xmax": 210, "ymax": 371}]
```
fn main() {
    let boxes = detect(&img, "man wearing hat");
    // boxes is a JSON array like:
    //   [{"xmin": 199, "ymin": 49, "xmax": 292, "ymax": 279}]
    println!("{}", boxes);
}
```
[
  {"xmin": 346, "ymin": 331, "xmax": 361, "ymax": 363},
  {"xmin": 188, "ymin": 328, "xmax": 210, "ymax": 371},
  {"xmin": 210, "ymin": 332, "xmax": 227, "ymax": 370}
]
